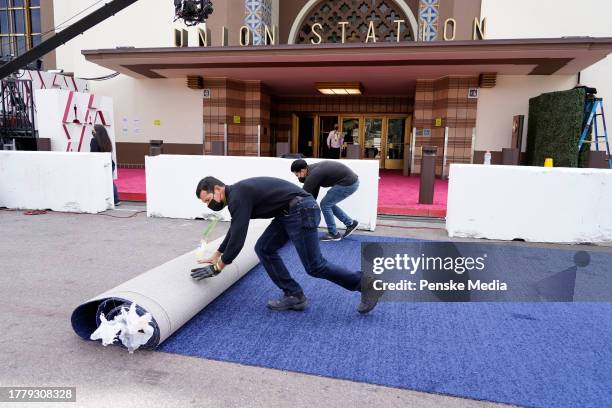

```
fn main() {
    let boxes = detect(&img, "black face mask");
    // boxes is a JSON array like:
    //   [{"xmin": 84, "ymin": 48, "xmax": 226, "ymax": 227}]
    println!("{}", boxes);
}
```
[
  {"xmin": 207, "ymin": 193, "xmax": 226, "ymax": 211},
  {"xmin": 298, "ymin": 176, "xmax": 306, "ymax": 183}
]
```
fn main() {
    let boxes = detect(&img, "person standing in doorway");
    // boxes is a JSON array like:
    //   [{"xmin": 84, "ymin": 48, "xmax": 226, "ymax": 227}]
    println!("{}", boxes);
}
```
[
  {"xmin": 291, "ymin": 159, "xmax": 359, "ymax": 241},
  {"xmin": 90, "ymin": 124, "xmax": 120, "ymax": 206},
  {"xmin": 326, "ymin": 123, "xmax": 343, "ymax": 159}
]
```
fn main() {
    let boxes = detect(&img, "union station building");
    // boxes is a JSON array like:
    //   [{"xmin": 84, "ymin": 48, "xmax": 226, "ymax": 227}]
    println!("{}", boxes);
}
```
[{"xmin": 75, "ymin": 0, "xmax": 612, "ymax": 176}]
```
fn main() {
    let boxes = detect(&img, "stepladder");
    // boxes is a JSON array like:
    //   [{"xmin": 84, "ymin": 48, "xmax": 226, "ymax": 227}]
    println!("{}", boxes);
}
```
[{"xmin": 578, "ymin": 97, "xmax": 611, "ymax": 169}]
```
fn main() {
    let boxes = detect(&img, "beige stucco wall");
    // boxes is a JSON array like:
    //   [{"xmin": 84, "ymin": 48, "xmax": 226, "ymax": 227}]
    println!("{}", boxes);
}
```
[
  {"xmin": 52, "ymin": 0, "xmax": 240, "ymax": 144},
  {"xmin": 475, "ymin": 75, "xmax": 577, "ymax": 151},
  {"xmin": 477, "ymin": 0, "xmax": 612, "ymax": 151}
]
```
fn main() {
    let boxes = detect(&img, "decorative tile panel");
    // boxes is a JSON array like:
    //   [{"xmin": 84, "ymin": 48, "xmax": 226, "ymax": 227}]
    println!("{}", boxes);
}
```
[
  {"xmin": 418, "ymin": 0, "xmax": 439, "ymax": 41},
  {"xmin": 245, "ymin": 0, "xmax": 273, "ymax": 45}
]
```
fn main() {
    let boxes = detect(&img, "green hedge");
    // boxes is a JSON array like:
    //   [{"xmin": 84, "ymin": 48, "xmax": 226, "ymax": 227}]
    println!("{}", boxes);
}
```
[{"xmin": 526, "ymin": 88, "xmax": 585, "ymax": 167}]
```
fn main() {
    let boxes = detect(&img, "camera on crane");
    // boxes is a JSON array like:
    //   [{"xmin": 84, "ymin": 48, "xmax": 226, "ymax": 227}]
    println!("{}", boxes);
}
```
[{"xmin": 174, "ymin": 0, "xmax": 213, "ymax": 26}]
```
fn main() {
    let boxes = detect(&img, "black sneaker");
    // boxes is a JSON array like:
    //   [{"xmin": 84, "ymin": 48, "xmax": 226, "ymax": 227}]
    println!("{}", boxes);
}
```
[
  {"xmin": 267, "ymin": 293, "xmax": 308, "ymax": 311},
  {"xmin": 343, "ymin": 220, "xmax": 359, "ymax": 239},
  {"xmin": 320, "ymin": 232, "xmax": 342, "ymax": 242},
  {"xmin": 357, "ymin": 276, "xmax": 385, "ymax": 314}
]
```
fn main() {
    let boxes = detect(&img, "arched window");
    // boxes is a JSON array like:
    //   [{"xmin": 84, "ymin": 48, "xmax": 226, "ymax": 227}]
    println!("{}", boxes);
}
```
[{"xmin": 294, "ymin": 0, "xmax": 416, "ymax": 44}]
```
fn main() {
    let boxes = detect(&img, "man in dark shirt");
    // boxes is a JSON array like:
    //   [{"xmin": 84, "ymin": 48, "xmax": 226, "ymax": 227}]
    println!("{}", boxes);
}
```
[
  {"xmin": 193, "ymin": 176, "xmax": 383, "ymax": 314},
  {"xmin": 291, "ymin": 159, "xmax": 359, "ymax": 241}
]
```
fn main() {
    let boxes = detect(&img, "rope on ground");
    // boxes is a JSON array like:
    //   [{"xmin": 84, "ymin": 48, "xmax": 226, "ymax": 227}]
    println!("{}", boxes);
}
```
[
  {"xmin": 0, "ymin": 207, "xmax": 146, "ymax": 219},
  {"xmin": 95, "ymin": 210, "xmax": 147, "ymax": 219},
  {"xmin": 24, "ymin": 210, "xmax": 47, "ymax": 215}
]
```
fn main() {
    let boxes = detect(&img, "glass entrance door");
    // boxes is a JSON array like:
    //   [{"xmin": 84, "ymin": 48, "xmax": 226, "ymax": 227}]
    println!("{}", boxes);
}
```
[
  {"xmin": 319, "ymin": 116, "xmax": 339, "ymax": 158},
  {"xmin": 385, "ymin": 118, "xmax": 407, "ymax": 169},
  {"xmin": 291, "ymin": 114, "xmax": 412, "ymax": 164},
  {"xmin": 341, "ymin": 117, "xmax": 360, "ymax": 159},
  {"xmin": 363, "ymin": 118, "xmax": 383, "ymax": 164}
]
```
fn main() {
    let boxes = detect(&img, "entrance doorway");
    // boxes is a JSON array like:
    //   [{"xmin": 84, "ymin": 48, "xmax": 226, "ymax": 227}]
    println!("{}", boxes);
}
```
[
  {"xmin": 341, "ymin": 117, "xmax": 360, "ymax": 159},
  {"xmin": 292, "ymin": 114, "xmax": 412, "ymax": 169},
  {"xmin": 385, "ymin": 118, "xmax": 408, "ymax": 170},
  {"xmin": 319, "ymin": 116, "xmax": 338, "ymax": 158},
  {"xmin": 364, "ymin": 118, "xmax": 383, "ymax": 161},
  {"xmin": 297, "ymin": 116, "xmax": 314, "ymax": 157}
]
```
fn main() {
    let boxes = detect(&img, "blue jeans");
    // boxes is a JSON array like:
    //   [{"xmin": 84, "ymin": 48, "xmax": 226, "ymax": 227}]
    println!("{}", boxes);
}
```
[
  {"xmin": 320, "ymin": 180, "xmax": 359, "ymax": 235},
  {"xmin": 254, "ymin": 196, "xmax": 362, "ymax": 296}
]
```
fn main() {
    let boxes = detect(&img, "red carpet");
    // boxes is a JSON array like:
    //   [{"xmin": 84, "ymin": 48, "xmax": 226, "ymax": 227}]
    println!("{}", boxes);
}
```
[
  {"xmin": 115, "ymin": 168, "xmax": 448, "ymax": 217},
  {"xmin": 116, "ymin": 168, "xmax": 146, "ymax": 202},
  {"xmin": 377, "ymin": 170, "xmax": 447, "ymax": 217}
]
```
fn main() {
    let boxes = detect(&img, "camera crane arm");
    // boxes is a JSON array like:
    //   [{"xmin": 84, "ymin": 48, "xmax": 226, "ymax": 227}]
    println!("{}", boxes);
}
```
[
  {"xmin": 0, "ymin": 0, "xmax": 213, "ymax": 80},
  {"xmin": 0, "ymin": 0, "xmax": 140, "ymax": 80}
]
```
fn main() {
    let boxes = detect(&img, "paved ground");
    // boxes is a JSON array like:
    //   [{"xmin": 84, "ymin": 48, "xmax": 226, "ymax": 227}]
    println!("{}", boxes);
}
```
[{"xmin": 4, "ymin": 202, "xmax": 602, "ymax": 407}]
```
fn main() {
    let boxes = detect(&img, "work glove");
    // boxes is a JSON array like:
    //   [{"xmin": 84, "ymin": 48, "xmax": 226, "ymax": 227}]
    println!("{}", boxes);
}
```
[{"xmin": 190, "ymin": 264, "xmax": 221, "ymax": 281}]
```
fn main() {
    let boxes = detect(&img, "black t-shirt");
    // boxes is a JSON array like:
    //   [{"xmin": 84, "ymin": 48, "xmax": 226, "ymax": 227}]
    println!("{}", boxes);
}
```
[
  {"xmin": 218, "ymin": 177, "xmax": 310, "ymax": 264},
  {"xmin": 90, "ymin": 138, "xmax": 115, "ymax": 169},
  {"xmin": 302, "ymin": 161, "xmax": 358, "ymax": 199},
  {"xmin": 90, "ymin": 138, "xmax": 100, "ymax": 152}
]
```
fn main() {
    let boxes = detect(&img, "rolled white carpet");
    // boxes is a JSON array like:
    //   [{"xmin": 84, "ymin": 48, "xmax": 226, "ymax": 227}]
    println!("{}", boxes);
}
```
[{"xmin": 71, "ymin": 219, "xmax": 269, "ymax": 350}]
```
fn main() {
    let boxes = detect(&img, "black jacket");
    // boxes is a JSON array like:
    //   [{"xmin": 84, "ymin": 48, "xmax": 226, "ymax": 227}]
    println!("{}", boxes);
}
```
[
  {"xmin": 302, "ymin": 161, "xmax": 358, "ymax": 199},
  {"xmin": 218, "ymin": 177, "xmax": 310, "ymax": 264}
]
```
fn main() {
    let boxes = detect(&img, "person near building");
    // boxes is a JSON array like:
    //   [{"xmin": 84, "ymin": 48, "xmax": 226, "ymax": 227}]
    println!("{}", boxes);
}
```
[
  {"xmin": 326, "ymin": 123, "xmax": 343, "ymax": 159},
  {"xmin": 291, "ymin": 159, "xmax": 359, "ymax": 241},
  {"xmin": 90, "ymin": 124, "xmax": 120, "ymax": 206}
]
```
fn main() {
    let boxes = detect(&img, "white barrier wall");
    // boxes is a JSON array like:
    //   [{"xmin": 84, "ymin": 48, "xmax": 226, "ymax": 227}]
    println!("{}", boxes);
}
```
[
  {"xmin": 0, "ymin": 151, "xmax": 114, "ymax": 213},
  {"xmin": 146, "ymin": 155, "xmax": 379, "ymax": 231},
  {"xmin": 446, "ymin": 164, "xmax": 612, "ymax": 244}
]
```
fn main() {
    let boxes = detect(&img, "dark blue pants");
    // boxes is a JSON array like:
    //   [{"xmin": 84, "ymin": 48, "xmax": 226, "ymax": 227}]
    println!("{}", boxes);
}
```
[
  {"xmin": 254, "ymin": 196, "xmax": 362, "ymax": 296},
  {"xmin": 112, "ymin": 161, "xmax": 119, "ymax": 204}
]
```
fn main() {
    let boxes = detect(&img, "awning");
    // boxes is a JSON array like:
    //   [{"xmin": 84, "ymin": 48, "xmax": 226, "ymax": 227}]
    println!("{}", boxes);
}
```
[{"xmin": 82, "ymin": 38, "xmax": 612, "ymax": 96}]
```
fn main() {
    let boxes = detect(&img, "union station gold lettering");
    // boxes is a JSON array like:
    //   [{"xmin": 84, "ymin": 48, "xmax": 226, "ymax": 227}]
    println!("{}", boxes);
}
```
[
  {"xmin": 173, "ymin": 17, "xmax": 487, "ymax": 47},
  {"xmin": 444, "ymin": 18, "xmax": 456, "ymax": 41},
  {"xmin": 311, "ymin": 22, "xmax": 323, "ymax": 45}
]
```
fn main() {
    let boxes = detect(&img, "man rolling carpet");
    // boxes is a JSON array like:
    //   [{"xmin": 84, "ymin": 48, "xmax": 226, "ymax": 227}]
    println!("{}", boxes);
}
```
[
  {"xmin": 291, "ymin": 159, "xmax": 359, "ymax": 242},
  {"xmin": 191, "ymin": 176, "xmax": 383, "ymax": 314}
]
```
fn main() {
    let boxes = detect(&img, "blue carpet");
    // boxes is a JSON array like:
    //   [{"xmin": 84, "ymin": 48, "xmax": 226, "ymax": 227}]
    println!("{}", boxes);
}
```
[{"xmin": 159, "ymin": 235, "xmax": 612, "ymax": 408}]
